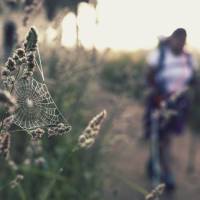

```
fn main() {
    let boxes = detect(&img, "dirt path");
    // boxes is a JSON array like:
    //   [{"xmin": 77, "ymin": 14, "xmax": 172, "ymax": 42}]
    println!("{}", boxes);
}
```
[{"xmin": 92, "ymin": 87, "xmax": 200, "ymax": 200}]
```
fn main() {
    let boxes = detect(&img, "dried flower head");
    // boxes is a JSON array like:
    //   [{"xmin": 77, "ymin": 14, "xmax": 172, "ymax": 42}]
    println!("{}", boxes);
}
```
[
  {"xmin": 27, "ymin": 61, "xmax": 35, "ymax": 70},
  {"xmin": 78, "ymin": 110, "xmax": 107, "ymax": 149},
  {"xmin": 0, "ymin": 90, "xmax": 17, "ymax": 113},
  {"xmin": 48, "ymin": 123, "xmax": 71, "ymax": 137},
  {"xmin": 5, "ymin": 58, "xmax": 16, "ymax": 71},
  {"xmin": 89, "ymin": 109, "xmax": 107, "ymax": 128},
  {"xmin": 8, "ymin": 160, "xmax": 18, "ymax": 171},
  {"xmin": 145, "ymin": 193, "xmax": 154, "ymax": 200},
  {"xmin": 16, "ymin": 48, "xmax": 25, "ymax": 58},
  {"xmin": 24, "ymin": 158, "xmax": 31, "ymax": 166},
  {"xmin": 0, "ymin": 132, "xmax": 11, "ymax": 159},
  {"xmin": 3, "ymin": 75, "xmax": 16, "ymax": 91},
  {"xmin": 11, "ymin": 27, "xmax": 38, "ymax": 80},
  {"xmin": 78, "ymin": 134, "xmax": 87, "ymax": 148},
  {"xmin": 47, "ymin": 127, "xmax": 56, "ymax": 137},
  {"xmin": 10, "ymin": 174, "xmax": 24, "ymax": 189},
  {"xmin": 26, "ymin": 52, "xmax": 35, "ymax": 62},
  {"xmin": 22, "ymin": 70, "xmax": 33, "ymax": 79},
  {"xmin": 30, "ymin": 128, "xmax": 45, "ymax": 140},
  {"xmin": 34, "ymin": 156, "xmax": 46, "ymax": 167},
  {"xmin": 13, "ymin": 53, "xmax": 20, "ymax": 62},
  {"xmin": 24, "ymin": 27, "xmax": 38, "ymax": 52},
  {"xmin": 145, "ymin": 183, "xmax": 165, "ymax": 200},
  {"xmin": 3, "ymin": 115, "xmax": 14, "ymax": 130},
  {"xmin": 155, "ymin": 183, "xmax": 165, "ymax": 195},
  {"xmin": 1, "ymin": 67, "xmax": 10, "ymax": 78}
]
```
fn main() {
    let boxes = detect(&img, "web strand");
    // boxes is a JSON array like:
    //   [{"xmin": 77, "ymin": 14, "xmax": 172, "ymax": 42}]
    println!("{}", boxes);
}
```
[{"xmin": 13, "ymin": 77, "xmax": 70, "ymax": 131}]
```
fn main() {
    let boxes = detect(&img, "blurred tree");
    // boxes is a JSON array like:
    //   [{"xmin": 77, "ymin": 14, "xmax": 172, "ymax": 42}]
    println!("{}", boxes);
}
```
[
  {"xmin": 3, "ymin": 20, "xmax": 17, "ymax": 61},
  {"xmin": 3, "ymin": 0, "xmax": 19, "ymax": 9},
  {"xmin": 43, "ymin": 0, "xmax": 89, "ymax": 48},
  {"xmin": 24, "ymin": 0, "xmax": 34, "ymax": 6}
]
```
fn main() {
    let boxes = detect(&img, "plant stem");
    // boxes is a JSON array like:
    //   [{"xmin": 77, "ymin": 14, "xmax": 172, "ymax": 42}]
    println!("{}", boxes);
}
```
[{"xmin": 109, "ymin": 170, "xmax": 148, "ymax": 196}]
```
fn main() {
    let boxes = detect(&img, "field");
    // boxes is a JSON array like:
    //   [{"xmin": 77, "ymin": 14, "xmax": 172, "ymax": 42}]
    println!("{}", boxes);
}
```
[{"xmin": 0, "ymin": 2, "xmax": 200, "ymax": 200}]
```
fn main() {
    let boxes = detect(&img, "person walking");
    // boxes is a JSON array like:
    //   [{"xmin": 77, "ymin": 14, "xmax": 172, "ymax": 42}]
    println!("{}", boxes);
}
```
[{"xmin": 144, "ymin": 28, "xmax": 197, "ymax": 190}]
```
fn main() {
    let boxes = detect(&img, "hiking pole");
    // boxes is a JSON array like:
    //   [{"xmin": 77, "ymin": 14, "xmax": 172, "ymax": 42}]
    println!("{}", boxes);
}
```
[{"xmin": 150, "ymin": 108, "xmax": 161, "ymax": 187}]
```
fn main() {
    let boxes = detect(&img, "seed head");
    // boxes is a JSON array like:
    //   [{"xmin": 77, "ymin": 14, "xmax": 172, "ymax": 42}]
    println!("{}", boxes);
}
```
[
  {"xmin": 78, "ymin": 110, "xmax": 107, "ymax": 149},
  {"xmin": 10, "ymin": 174, "xmax": 24, "ymax": 189},
  {"xmin": 0, "ymin": 132, "xmax": 11, "ymax": 159},
  {"xmin": 8, "ymin": 160, "xmax": 18, "ymax": 171},
  {"xmin": 5, "ymin": 58, "xmax": 16, "ymax": 71},
  {"xmin": 34, "ymin": 156, "xmax": 46, "ymax": 167},
  {"xmin": 1, "ymin": 67, "xmax": 10, "ymax": 77},
  {"xmin": 22, "ymin": 70, "xmax": 33, "ymax": 79},
  {"xmin": 27, "ymin": 61, "xmax": 35, "ymax": 70},
  {"xmin": 145, "ymin": 183, "xmax": 165, "ymax": 200},
  {"xmin": 26, "ymin": 52, "xmax": 35, "ymax": 62},
  {"xmin": 47, "ymin": 127, "xmax": 56, "ymax": 137},
  {"xmin": 145, "ymin": 193, "xmax": 154, "ymax": 200},
  {"xmin": 13, "ymin": 53, "xmax": 19, "ymax": 62},
  {"xmin": 24, "ymin": 158, "xmax": 31, "ymax": 166},
  {"xmin": 48, "ymin": 123, "xmax": 71, "ymax": 137},
  {"xmin": 24, "ymin": 27, "xmax": 38, "ymax": 52},
  {"xmin": 89, "ymin": 110, "xmax": 107, "ymax": 128},
  {"xmin": 16, "ymin": 48, "xmax": 25, "ymax": 58},
  {"xmin": 3, "ymin": 115, "xmax": 14, "ymax": 130},
  {"xmin": 30, "ymin": 128, "xmax": 45, "ymax": 140},
  {"xmin": 85, "ymin": 138, "xmax": 95, "ymax": 148},
  {"xmin": 0, "ymin": 90, "xmax": 16, "ymax": 107}
]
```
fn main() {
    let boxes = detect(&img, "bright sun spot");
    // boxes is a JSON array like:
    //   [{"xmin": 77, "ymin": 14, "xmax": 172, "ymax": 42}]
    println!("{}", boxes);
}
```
[
  {"xmin": 77, "ymin": 3, "xmax": 97, "ymax": 49},
  {"xmin": 61, "ymin": 13, "xmax": 77, "ymax": 48},
  {"xmin": 59, "ymin": 0, "xmax": 200, "ymax": 51}
]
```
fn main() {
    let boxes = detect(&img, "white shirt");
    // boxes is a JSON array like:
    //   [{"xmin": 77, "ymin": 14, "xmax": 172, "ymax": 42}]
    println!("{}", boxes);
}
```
[{"xmin": 147, "ymin": 47, "xmax": 196, "ymax": 93}]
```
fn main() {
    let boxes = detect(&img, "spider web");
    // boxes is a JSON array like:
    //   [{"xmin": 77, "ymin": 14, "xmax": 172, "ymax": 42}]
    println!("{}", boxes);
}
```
[{"xmin": 12, "ymin": 77, "xmax": 70, "ymax": 131}]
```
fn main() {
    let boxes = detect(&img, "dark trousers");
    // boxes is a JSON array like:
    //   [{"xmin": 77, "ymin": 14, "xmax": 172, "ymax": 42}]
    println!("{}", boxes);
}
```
[
  {"xmin": 144, "ymin": 91, "xmax": 190, "ymax": 176},
  {"xmin": 144, "ymin": 91, "xmax": 190, "ymax": 139}
]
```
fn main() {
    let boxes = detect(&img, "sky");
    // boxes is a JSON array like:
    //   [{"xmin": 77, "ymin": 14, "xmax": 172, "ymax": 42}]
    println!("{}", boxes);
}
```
[{"xmin": 60, "ymin": 0, "xmax": 200, "ymax": 51}]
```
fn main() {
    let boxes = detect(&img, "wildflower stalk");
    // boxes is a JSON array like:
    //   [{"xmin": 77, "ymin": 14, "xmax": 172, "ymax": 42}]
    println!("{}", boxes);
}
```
[
  {"xmin": 37, "ymin": 146, "xmax": 77, "ymax": 200},
  {"xmin": 78, "ymin": 110, "xmax": 107, "ymax": 149},
  {"xmin": 10, "ymin": 170, "xmax": 26, "ymax": 200},
  {"xmin": 0, "ymin": 66, "xmax": 20, "ymax": 132},
  {"xmin": 108, "ymin": 169, "xmax": 148, "ymax": 196},
  {"xmin": 16, "ymin": 184, "xmax": 26, "ymax": 200},
  {"xmin": 0, "ymin": 27, "xmax": 38, "ymax": 134},
  {"xmin": 20, "ymin": 165, "xmax": 66, "ymax": 182},
  {"xmin": 39, "ymin": 179, "xmax": 56, "ymax": 200}
]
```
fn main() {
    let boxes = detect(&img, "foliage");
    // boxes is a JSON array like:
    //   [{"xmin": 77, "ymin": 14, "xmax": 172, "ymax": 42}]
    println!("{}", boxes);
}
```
[
  {"xmin": 0, "ymin": 31, "xmax": 105, "ymax": 199},
  {"xmin": 100, "ymin": 53, "xmax": 146, "ymax": 101}
]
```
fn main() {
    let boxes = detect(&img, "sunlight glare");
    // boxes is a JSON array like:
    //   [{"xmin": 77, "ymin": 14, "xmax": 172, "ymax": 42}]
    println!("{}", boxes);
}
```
[
  {"xmin": 61, "ymin": 13, "xmax": 77, "ymax": 48},
  {"xmin": 61, "ymin": 0, "xmax": 200, "ymax": 51},
  {"xmin": 77, "ymin": 3, "xmax": 97, "ymax": 49}
]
